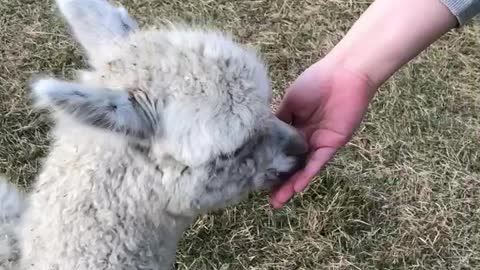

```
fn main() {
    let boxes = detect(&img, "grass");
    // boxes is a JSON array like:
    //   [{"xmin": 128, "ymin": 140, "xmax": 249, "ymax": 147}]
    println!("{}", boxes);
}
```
[{"xmin": 1, "ymin": 0, "xmax": 480, "ymax": 269}]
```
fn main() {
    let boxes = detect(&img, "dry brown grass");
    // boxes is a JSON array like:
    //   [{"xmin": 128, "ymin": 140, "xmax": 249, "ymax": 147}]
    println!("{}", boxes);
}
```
[{"xmin": 1, "ymin": 0, "xmax": 480, "ymax": 269}]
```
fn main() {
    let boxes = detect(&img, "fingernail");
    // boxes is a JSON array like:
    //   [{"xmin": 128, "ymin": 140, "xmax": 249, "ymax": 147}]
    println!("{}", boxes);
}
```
[{"xmin": 269, "ymin": 199, "xmax": 282, "ymax": 209}]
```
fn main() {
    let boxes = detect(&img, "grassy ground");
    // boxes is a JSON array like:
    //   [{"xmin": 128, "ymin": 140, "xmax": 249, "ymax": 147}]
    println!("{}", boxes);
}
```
[{"xmin": 1, "ymin": 0, "xmax": 480, "ymax": 269}]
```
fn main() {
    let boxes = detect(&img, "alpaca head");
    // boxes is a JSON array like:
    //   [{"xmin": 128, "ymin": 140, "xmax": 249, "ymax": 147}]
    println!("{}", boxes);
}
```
[{"xmin": 33, "ymin": 0, "xmax": 308, "ymax": 215}]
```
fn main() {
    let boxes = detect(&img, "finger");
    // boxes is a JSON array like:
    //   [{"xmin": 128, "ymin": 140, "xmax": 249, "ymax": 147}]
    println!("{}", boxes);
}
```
[
  {"xmin": 293, "ymin": 147, "xmax": 337, "ymax": 193},
  {"xmin": 269, "ymin": 172, "xmax": 301, "ymax": 208},
  {"xmin": 269, "ymin": 181, "xmax": 293, "ymax": 208}
]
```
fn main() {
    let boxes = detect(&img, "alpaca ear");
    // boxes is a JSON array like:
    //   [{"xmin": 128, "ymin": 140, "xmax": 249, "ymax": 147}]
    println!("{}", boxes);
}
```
[
  {"xmin": 55, "ymin": 0, "xmax": 138, "ymax": 58},
  {"xmin": 32, "ymin": 78, "xmax": 154, "ymax": 139}
]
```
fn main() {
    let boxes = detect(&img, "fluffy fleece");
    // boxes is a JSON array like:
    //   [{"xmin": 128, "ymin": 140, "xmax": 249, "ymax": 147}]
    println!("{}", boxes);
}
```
[
  {"xmin": 0, "ymin": 0, "xmax": 308, "ymax": 269},
  {"xmin": 0, "ymin": 177, "xmax": 25, "ymax": 270}
]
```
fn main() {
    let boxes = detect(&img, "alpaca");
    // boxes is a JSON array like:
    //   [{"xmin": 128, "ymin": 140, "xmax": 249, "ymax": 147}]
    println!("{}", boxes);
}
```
[
  {"xmin": 0, "ymin": 178, "xmax": 25, "ymax": 270},
  {"xmin": 0, "ymin": 0, "xmax": 308, "ymax": 269}
]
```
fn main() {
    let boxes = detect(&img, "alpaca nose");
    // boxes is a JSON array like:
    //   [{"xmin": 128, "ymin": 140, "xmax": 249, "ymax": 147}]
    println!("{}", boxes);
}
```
[
  {"xmin": 280, "ymin": 128, "xmax": 309, "ymax": 180},
  {"xmin": 271, "ymin": 117, "xmax": 309, "ymax": 157},
  {"xmin": 276, "ymin": 150, "xmax": 308, "ymax": 181},
  {"xmin": 284, "ymin": 133, "xmax": 309, "ymax": 157},
  {"xmin": 285, "ymin": 135, "xmax": 309, "ymax": 174}
]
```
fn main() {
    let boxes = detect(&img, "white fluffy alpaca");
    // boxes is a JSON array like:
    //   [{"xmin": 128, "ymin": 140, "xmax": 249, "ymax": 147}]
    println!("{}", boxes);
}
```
[
  {"xmin": 0, "ymin": 178, "xmax": 25, "ymax": 270},
  {"xmin": 0, "ymin": 0, "xmax": 308, "ymax": 269}
]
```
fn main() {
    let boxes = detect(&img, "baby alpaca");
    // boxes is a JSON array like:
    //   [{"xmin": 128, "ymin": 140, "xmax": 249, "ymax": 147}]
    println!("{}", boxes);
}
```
[
  {"xmin": 0, "ymin": 178, "xmax": 25, "ymax": 270},
  {"xmin": 0, "ymin": 0, "xmax": 308, "ymax": 269}
]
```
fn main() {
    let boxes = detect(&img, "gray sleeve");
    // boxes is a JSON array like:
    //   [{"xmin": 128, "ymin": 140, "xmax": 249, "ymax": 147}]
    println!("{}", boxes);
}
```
[{"xmin": 440, "ymin": 0, "xmax": 480, "ymax": 26}]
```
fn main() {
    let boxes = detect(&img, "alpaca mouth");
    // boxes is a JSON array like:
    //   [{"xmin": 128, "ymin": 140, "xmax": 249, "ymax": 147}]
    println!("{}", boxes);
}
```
[
  {"xmin": 266, "ymin": 152, "xmax": 308, "ymax": 185},
  {"xmin": 277, "ymin": 152, "xmax": 308, "ymax": 181}
]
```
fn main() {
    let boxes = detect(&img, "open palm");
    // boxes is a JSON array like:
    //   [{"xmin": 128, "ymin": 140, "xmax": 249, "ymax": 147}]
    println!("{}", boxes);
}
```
[{"xmin": 271, "ymin": 61, "xmax": 377, "ymax": 208}]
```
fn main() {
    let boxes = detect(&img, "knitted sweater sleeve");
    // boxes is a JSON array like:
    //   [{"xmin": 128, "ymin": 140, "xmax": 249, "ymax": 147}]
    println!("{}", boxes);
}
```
[{"xmin": 440, "ymin": 0, "xmax": 480, "ymax": 25}]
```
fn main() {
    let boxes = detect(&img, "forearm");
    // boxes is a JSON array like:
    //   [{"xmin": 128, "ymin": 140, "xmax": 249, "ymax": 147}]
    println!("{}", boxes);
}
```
[{"xmin": 323, "ymin": 0, "xmax": 458, "ymax": 89}]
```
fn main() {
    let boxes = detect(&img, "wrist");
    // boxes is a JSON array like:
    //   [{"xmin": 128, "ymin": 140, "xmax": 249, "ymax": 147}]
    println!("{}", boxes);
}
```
[{"xmin": 312, "ymin": 57, "xmax": 379, "ymax": 102}]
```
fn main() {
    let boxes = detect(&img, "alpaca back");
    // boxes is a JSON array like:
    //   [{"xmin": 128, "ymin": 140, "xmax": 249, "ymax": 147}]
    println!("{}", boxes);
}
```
[{"xmin": 17, "ymin": 125, "xmax": 187, "ymax": 270}]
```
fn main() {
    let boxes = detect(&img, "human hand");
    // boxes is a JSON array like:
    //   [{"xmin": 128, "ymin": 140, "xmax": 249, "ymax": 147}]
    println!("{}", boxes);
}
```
[
  {"xmin": 269, "ymin": 0, "xmax": 457, "ymax": 208},
  {"xmin": 270, "ymin": 60, "xmax": 377, "ymax": 208}
]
